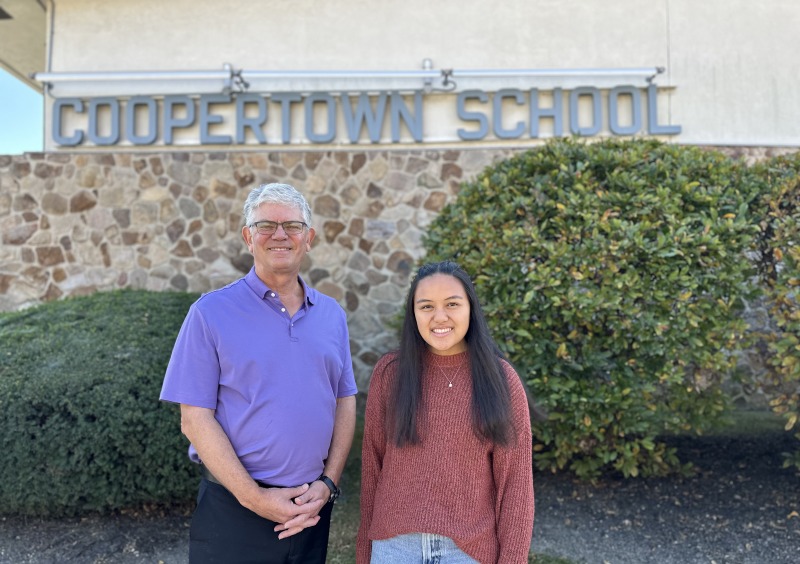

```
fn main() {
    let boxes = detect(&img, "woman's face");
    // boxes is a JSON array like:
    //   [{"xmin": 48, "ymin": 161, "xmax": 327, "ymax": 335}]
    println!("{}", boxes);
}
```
[{"xmin": 413, "ymin": 273, "xmax": 471, "ymax": 356}]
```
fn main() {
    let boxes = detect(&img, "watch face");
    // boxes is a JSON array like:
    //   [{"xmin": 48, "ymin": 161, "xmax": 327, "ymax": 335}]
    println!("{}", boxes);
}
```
[{"xmin": 328, "ymin": 484, "xmax": 340, "ymax": 501}]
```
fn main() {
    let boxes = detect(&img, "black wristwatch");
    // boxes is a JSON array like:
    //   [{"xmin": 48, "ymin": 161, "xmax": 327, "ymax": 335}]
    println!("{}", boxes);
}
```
[{"xmin": 317, "ymin": 474, "xmax": 340, "ymax": 503}]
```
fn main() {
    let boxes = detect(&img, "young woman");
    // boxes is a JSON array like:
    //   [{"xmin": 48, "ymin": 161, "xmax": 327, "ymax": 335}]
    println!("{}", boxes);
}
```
[{"xmin": 357, "ymin": 261, "xmax": 534, "ymax": 563}]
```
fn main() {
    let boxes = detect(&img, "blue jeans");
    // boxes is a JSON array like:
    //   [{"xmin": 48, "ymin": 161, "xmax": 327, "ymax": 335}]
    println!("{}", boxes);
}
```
[{"xmin": 371, "ymin": 533, "xmax": 479, "ymax": 563}]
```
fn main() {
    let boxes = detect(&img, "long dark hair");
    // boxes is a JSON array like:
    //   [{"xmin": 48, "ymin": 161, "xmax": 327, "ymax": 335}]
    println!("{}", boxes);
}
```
[{"xmin": 389, "ymin": 261, "xmax": 515, "ymax": 447}]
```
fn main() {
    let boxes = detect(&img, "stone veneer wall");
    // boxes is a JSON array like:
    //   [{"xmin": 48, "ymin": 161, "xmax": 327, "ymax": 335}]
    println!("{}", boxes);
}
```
[
  {"xmin": 1, "ymin": 145, "xmax": 797, "ymax": 390},
  {"xmin": 0, "ymin": 148, "xmax": 516, "ymax": 388}
]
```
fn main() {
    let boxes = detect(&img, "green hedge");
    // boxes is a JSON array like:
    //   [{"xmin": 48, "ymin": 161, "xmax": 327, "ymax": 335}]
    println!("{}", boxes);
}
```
[
  {"xmin": 0, "ymin": 290, "xmax": 199, "ymax": 516},
  {"xmin": 423, "ymin": 138, "xmax": 762, "ymax": 478},
  {"xmin": 751, "ymin": 153, "xmax": 800, "ymax": 470}
]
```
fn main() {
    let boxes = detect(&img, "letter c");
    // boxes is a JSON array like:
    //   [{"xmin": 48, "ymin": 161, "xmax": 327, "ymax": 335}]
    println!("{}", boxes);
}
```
[{"xmin": 52, "ymin": 98, "xmax": 85, "ymax": 146}]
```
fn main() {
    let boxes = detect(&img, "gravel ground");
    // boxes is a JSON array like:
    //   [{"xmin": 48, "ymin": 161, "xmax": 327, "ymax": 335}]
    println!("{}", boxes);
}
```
[
  {"xmin": 1, "ymin": 432, "xmax": 797, "ymax": 564},
  {"xmin": 533, "ymin": 432, "xmax": 800, "ymax": 564}
]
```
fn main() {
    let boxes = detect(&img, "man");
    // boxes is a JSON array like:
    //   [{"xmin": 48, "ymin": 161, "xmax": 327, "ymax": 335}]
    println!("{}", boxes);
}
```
[{"xmin": 160, "ymin": 183, "xmax": 358, "ymax": 563}]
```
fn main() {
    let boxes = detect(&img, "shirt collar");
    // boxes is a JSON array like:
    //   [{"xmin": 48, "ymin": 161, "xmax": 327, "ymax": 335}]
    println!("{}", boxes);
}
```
[{"xmin": 245, "ymin": 267, "xmax": 317, "ymax": 306}]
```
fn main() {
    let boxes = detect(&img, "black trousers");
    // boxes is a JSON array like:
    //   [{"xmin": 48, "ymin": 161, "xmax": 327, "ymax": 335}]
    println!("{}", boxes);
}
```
[{"xmin": 189, "ymin": 478, "xmax": 334, "ymax": 564}]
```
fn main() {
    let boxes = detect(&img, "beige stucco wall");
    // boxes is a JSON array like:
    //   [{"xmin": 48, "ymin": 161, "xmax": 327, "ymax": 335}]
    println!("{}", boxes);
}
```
[
  {"xmin": 38, "ymin": 0, "xmax": 800, "ymax": 149},
  {"xmin": 667, "ymin": 1, "xmax": 800, "ymax": 145},
  {"xmin": 50, "ymin": 0, "xmax": 666, "ymax": 71}
]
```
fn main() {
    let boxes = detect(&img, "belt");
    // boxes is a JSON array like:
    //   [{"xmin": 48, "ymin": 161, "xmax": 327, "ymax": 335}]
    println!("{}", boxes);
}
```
[{"xmin": 201, "ymin": 465, "xmax": 279, "ymax": 489}]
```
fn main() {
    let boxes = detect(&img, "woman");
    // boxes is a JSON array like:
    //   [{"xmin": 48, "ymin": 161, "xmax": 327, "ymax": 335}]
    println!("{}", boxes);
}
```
[{"xmin": 357, "ymin": 261, "xmax": 534, "ymax": 563}]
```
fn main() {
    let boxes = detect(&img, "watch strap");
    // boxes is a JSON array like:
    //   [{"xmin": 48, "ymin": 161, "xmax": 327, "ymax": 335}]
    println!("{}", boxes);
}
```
[{"xmin": 317, "ymin": 474, "xmax": 340, "ymax": 503}]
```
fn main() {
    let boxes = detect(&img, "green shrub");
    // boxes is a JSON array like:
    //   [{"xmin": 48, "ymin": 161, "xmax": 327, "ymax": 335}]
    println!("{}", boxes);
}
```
[
  {"xmin": 751, "ymin": 153, "xmax": 800, "ymax": 470},
  {"xmin": 423, "ymin": 138, "xmax": 761, "ymax": 478},
  {"xmin": 0, "ymin": 289, "xmax": 199, "ymax": 516}
]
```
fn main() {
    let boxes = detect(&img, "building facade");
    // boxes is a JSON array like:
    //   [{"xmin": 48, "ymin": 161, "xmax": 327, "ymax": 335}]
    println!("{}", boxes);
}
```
[{"xmin": 1, "ymin": 0, "xmax": 798, "ymax": 385}]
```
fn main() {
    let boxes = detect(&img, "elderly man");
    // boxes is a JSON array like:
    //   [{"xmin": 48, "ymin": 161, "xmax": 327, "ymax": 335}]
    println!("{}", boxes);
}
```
[{"xmin": 161, "ymin": 183, "xmax": 357, "ymax": 563}]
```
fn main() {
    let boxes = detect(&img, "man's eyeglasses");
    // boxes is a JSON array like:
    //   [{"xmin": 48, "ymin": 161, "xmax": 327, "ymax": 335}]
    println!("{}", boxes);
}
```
[{"xmin": 249, "ymin": 220, "xmax": 308, "ymax": 236}]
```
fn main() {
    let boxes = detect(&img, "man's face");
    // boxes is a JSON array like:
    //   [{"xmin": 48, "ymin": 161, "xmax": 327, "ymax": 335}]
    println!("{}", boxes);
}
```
[{"xmin": 242, "ymin": 203, "xmax": 315, "ymax": 278}]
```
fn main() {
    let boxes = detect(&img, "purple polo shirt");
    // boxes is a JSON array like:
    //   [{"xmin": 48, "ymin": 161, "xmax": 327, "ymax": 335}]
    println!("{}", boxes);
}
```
[{"xmin": 160, "ymin": 268, "xmax": 357, "ymax": 486}]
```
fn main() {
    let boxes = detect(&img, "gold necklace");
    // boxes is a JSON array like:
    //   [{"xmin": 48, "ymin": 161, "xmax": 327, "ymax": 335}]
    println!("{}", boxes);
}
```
[{"xmin": 430, "ymin": 360, "xmax": 460, "ymax": 389}]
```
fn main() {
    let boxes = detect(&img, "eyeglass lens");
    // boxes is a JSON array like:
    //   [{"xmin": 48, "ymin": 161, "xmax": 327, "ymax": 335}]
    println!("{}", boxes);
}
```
[{"xmin": 253, "ymin": 221, "xmax": 305, "ymax": 235}]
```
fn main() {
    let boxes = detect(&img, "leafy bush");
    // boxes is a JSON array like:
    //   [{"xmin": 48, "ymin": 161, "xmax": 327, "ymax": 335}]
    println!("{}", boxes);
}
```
[
  {"xmin": 750, "ymin": 153, "xmax": 800, "ymax": 470},
  {"xmin": 0, "ymin": 290, "xmax": 199, "ymax": 516},
  {"xmin": 423, "ymin": 138, "xmax": 761, "ymax": 478}
]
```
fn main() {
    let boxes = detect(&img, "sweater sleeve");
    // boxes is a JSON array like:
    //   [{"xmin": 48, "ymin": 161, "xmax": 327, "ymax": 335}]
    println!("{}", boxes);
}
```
[
  {"xmin": 492, "ymin": 362, "xmax": 535, "ymax": 563},
  {"xmin": 356, "ymin": 354, "xmax": 393, "ymax": 564}
]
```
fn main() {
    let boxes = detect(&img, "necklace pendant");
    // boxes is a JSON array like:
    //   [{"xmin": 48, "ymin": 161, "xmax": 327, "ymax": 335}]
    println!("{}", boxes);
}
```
[{"xmin": 448, "ymin": 383, "xmax": 453, "ymax": 388}]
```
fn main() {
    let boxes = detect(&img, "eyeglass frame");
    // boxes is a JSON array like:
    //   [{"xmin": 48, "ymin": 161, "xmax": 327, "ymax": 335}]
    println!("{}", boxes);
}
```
[{"xmin": 248, "ymin": 219, "xmax": 309, "ymax": 236}]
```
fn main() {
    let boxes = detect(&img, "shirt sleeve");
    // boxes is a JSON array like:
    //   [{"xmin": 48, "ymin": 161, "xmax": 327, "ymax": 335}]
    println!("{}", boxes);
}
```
[
  {"xmin": 492, "ymin": 362, "xmax": 535, "ymax": 563},
  {"xmin": 335, "ymin": 306, "xmax": 358, "ymax": 398},
  {"xmin": 356, "ymin": 354, "xmax": 393, "ymax": 564},
  {"xmin": 159, "ymin": 302, "xmax": 221, "ymax": 408}
]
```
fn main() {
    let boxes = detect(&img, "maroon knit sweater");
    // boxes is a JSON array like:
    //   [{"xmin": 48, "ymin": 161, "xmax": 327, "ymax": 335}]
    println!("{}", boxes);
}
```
[{"xmin": 357, "ymin": 350, "xmax": 534, "ymax": 564}]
